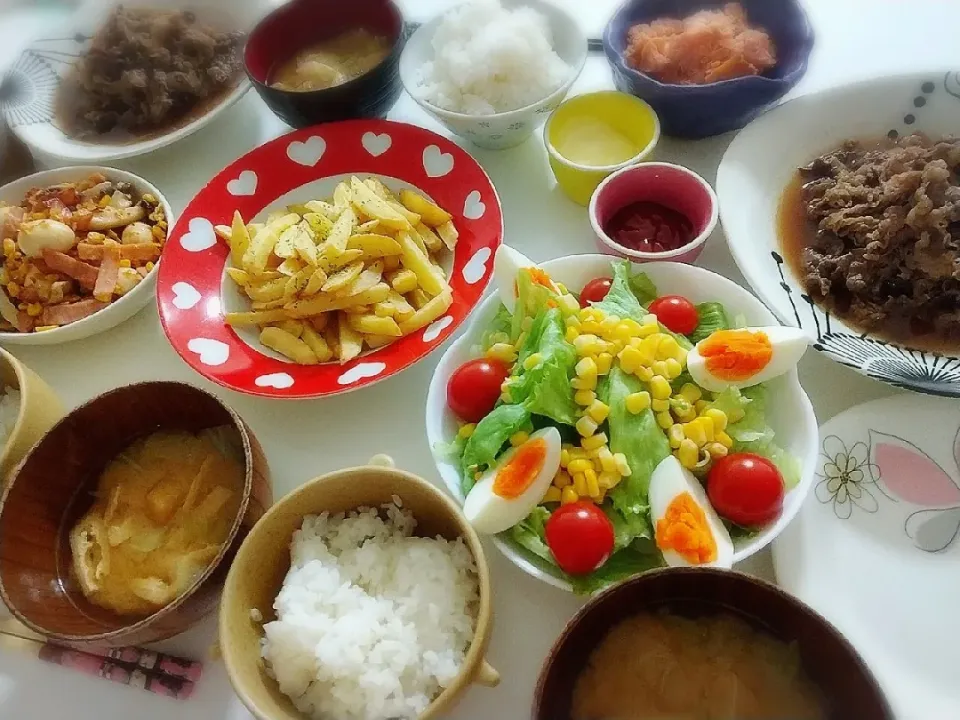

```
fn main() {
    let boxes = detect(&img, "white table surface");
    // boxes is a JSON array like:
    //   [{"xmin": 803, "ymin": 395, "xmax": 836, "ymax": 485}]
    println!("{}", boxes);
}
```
[{"xmin": 0, "ymin": 1, "xmax": 958, "ymax": 718}]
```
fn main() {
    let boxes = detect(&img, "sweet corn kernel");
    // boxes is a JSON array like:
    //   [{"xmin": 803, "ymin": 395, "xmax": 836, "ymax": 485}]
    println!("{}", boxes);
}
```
[
  {"xmin": 560, "ymin": 448, "xmax": 572, "ymax": 467},
  {"xmin": 650, "ymin": 375, "xmax": 671, "ymax": 400},
  {"xmin": 2, "ymin": 238, "xmax": 16, "ymax": 257},
  {"xmin": 586, "ymin": 400, "xmax": 610, "ymax": 423},
  {"xmin": 576, "ymin": 416, "xmax": 598, "ymax": 437},
  {"xmin": 671, "ymin": 399, "xmax": 697, "ymax": 423},
  {"xmin": 5, "ymin": 282, "xmax": 18, "ymax": 297},
  {"xmin": 599, "ymin": 315, "xmax": 620, "ymax": 335},
  {"xmin": 651, "ymin": 398, "xmax": 670, "ymax": 412},
  {"xmin": 513, "ymin": 331, "xmax": 528, "ymax": 351},
  {"xmin": 25, "ymin": 303, "xmax": 42, "ymax": 317},
  {"xmin": 510, "ymin": 431, "xmax": 530, "ymax": 447},
  {"xmin": 664, "ymin": 357, "xmax": 683, "ymax": 379},
  {"xmin": 585, "ymin": 470, "xmax": 601, "ymax": 499},
  {"xmin": 573, "ymin": 334, "xmax": 600, "ymax": 355},
  {"xmin": 618, "ymin": 345, "xmax": 643, "ymax": 374},
  {"xmin": 571, "ymin": 376, "xmax": 597, "ymax": 391},
  {"xmin": 568, "ymin": 458, "xmax": 592, "ymax": 475},
  {"xmin": 487, "ymin": 342, "xmax": 517, "ymax": 363},
  {"xmin": 656, "ymin": 335, "xmax": 680, "ymax": 360},
  {"xmin": 597, "ymin": 470, "xmax": 618, "ymax": 489},
  {"xmin": 656, "ymin": 411, "xmax": 673, "ymax": 429},
  {"xmin": 144, "ymin": 261, "xmax": 156, "ymax": 271},
  {"xmin": 613, "ymin": 452, "xmax": 631, "ymax": 476},
  {"xmin": 561, "ymin": 486, "xmax": 578, "ymax": 505},
  {"xmin": 704, "ymin": 408, "xmax": 728, "ymax": 432},
  {"xmin": 698, "ymin": 416, "xmax": 715, "ymax": 443},
  {"xmin": 558, "ymin": 293, "xmax": 580, "ymax": 315},
  {"xmin": 581, "ymin": 432, "xmax": 608, "ymax": 451},
  {"xmin": 635, "ymin": 366, "xmax": 654, "ymax": 382},
  {"xmin": 716, "ymin": 430, "xmax": 734, "ymax": 449},
  {"xmin": 565, "ymin": 326, "xmax": 579, "ymax": 344},
  {"xmin": 580, "ymin": 320, "xmax": 601, "ymax": 334},
  {"xmin": 705, "ymin": 442, "xmax": 729, "ymax": 458},
  {"xmin": 118, "ymin": 258, "xmax": 132, "ymax": 269},
  {"xmin": 568, "ymin": 448, "xmax": 589, "ymax": 462},
  {"xmin": 636, "ymin": 321, "xmax": 659, "ymax": 338},
  {"xmin": 575, "ymin": 357, "xmax": 598, "ymax": 380},
  {"xmin": 574, "ymin": 389, "xmax": 596, "ymax": 406},
  {"xmin": 597, "ymin": 447, "xmax": 616, "ymax": 473},
  {"xmin": 640, "ymin": 334, "xmax": 663, "ymax": 358},
  {"xmin": 573, "ymin": 472, "xmax": 588, "ymax": 496},
  {"xmin": 668, "ymin": 423, "xmax": 685, "ymax": 448},
  {"xmin": 595, "ymin": 352, "xmax": 613, "ymax": 375},
  {"xmin": 683, "ymin": 419, "xmax": 707, "ymax": 446},
  {"xmin": 625, "ymin": 391, "xmax": 650, "ymax": 414},
  {"xmin": 522, "ymin": 353, "xmax": 543, "ymax": 371},
  {"xmin": 651, "ymin": 360, "xmax": 669, "ymax": 378},
  {"xmin": 565, "ymin": 315, "xmax": 581, "ymax": 329},
  {"xmin": 554, "ymin": 470, "xmax": 572, "ymax": 488},
  {"xmin": 695, "ymin": 399, "xmax": 710, "ymax": 413},
  {"xmin": 543, "ymin": 486, "xmax": 562, "ymax": 504},
  {"xmin": 678, "ymin": 439, "xmax": 699, "ymax": 468},
  {"xmin": 611, "ymin": 322, "xmax": 633, "ymax": 342},
  {"xmin": 457, "ymin": 424, "xmax": 476, "ymax": 439}
]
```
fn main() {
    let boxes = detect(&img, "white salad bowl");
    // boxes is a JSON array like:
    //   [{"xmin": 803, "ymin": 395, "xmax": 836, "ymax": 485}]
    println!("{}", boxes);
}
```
[
  {"xmin": 0, "ymin": 166, "xmax": 174, "ymax": 345},
  {"xmin": 425, "ymin": 254, "xmax": 818, "ymax": 591},
  {"xmin": 400, "ymin": 0, "xmax": 588, "ymax": 151}
]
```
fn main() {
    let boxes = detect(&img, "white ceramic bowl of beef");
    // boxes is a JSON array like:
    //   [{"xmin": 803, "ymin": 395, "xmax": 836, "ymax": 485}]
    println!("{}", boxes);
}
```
[
  {"xmin": 425, "ymin": 254, "xmax": 818, "ymax": 592},
  {"xmin": 0, "ymin": 0, "xmax": 262, "ymax": 163},
  {"xmin": 0, "ymin": 166, "xmax": 174, "ymax": 345},
  {"xmin": 718, "ymin": 70, "xmax": 960, "ymax": 396}
]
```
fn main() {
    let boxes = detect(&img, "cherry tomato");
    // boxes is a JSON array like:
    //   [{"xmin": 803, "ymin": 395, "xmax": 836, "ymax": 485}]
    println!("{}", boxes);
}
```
[
  {"xmin": 545, "ymin": 502, "xmax": 615, "ymax": 575},
  {"xmin": 446, "ymin": 358, "xmax": 510, "ymax": 423},
  {"xmin": 707, "ymin": 453, "xmax": 785, "ymax": 527},
  {"xmin": 648, "ymin": 295, "xmax": 699, "ymax": 335},
  {"xmin": 579, "ymin": 277, "xmax": 613, "ymax": 307}
]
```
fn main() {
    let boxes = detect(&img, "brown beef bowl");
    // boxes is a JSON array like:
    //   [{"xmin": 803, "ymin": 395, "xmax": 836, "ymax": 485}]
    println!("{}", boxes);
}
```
[
  {"xmin": 244, "ymin": 0, "xmax": 405, "ymax": 128},
  {"xmin": 0, "ymin": 381, "xmax": 272, "ymax": 646},
  {"xmin": 534, "ymin": 568, "xmax": 893, "ymax": 720}
]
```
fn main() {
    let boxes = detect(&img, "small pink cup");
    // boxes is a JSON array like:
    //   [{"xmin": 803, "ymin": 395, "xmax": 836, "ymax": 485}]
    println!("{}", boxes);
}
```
[{"xmin": 588, "ymin": 162, "xmax": 718, "ymax": 264}]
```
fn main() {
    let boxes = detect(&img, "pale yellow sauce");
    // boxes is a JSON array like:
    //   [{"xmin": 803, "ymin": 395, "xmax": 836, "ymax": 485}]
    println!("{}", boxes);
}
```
[
  {"xmin": 69, "ymin": 428, "xmax": 244, "ymax": 616},
  {"xmin": 573, "ymin": 612, "xmax": 828, "ymax": 720},
  {"xmin": 553, "ymin": 117, "xmax": 640, "ymax": 166},
  {"xmin": 270, "ymin": 29, "xmax": 390, "ymax": 92}
]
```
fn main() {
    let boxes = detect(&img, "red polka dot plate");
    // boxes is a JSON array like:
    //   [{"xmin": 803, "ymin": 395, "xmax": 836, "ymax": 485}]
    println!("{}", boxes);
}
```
[{"xmin": 157, "ymin": 120, "xmax": 503, "ymax": 398}]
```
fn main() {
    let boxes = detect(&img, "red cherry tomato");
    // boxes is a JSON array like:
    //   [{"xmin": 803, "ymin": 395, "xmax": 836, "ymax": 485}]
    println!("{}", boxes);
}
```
[
  {"xmin": 545, "ymin": 502, "xmax": 615, "ymax": 575},
  {"xmin": 579, "ymin": 277, "xmax": 613, "ymax": 307},
  {"xmin": 707, "ymin": 453, "xmax": 785, "ymax": 527},
  {"xmin": 648, "ymin": 295, "xmax": 699, "ymax": 335},
  {"xmin": 446, "ymin": 358, "xmax": 511, "ymax": 423}
]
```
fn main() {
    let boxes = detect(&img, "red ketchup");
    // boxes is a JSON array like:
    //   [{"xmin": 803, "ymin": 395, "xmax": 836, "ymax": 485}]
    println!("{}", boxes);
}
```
[{"xmin": 604, "ymin": 201, "xmax": 694, "ymax": 253}]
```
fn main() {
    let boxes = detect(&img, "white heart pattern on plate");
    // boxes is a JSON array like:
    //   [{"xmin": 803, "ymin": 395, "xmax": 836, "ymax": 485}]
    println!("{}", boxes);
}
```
[
  {"xmin": 255, "ymin": 372, "xmax": 294, "ymax": 389},
  {"xmin": 226, "ymin": 170, "xmax": 258, "ymax": 196},
  {"xmin": 180, "ymin": 217, "xmax": 216, "ymax": 252},
  {"xmin": 422, "ymin": 145, "xmax": 454, "ymax": 178},
  {"xmin": 287, "ymin": 136, "xmax": 327, "ymax": 167},
  {"xmin": 187, "ymin": 338, "xmax": 229, "ymax": 366},
  {"xmin": 362, "ymin": 132, "xmax": 392, "ymax": 157},
  {"xmin": 462, "ymin": 247, "xmax": 492, "ymax": 284},
  {"xmin": 422, "ymin": 315, "xmax": 453, "ymax": 343},
  {"xmin": 338, "ymin": 362, "xmax": 386, "ymax": 385},
  {"xmin": 463, "ymin": 190, "xmax": 485, "ymax": 220},
  {"xmin": 171, "ymin": 282, "xmax": 201, "ymax": 310}
]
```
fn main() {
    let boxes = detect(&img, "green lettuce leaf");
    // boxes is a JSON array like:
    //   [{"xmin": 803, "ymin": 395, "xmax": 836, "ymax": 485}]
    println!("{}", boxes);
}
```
[
  {"xmin": 511, "ymin": 268, "xmax": 559, "ymax": 340},
  {"xmin": 477, "ymin": 304, "xmax": 514, "ymax": 351},
  {"xmin": 506, "ymin": 308, "xmax": 578, "ymax": 426},
  {"xmin": 708, "ymin": 385, "xmax": 801, "ymax": 488},
  {"xmin": 689, "ymin": 301, "xmax": 731, "ymax": 344},
  {"xmin": 568, "ymin": 545, "xmax": 664, "ymax": 595},
  {"xmin": 508, "ymin": 506, "xmax": 554, "ymax": 565},
  {"xmin": 459, "ymin": 404, "xmax": 532, "ymax": 493},
  {"xmin": 592, "ymin": 260, "xmax": 645, "ymax": 320},
  {"xmin": 602, "ymin": 366, "xmax": 671, "ymax": 531},
  {"xmin": 628, "ymin": 270, "xmax": 658, "ymax": 305}
]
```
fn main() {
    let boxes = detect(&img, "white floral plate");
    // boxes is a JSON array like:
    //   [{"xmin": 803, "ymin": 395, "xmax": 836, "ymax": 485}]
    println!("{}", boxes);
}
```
[{"xmin": 773, "ymin": 393, "xmax": 960, "ymax": 720}]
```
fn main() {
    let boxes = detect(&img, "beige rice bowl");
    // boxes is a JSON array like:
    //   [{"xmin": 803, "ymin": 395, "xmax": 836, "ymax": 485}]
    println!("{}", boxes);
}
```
[{"xmin": 260, "ymin": 502, "xmax": 479, "ymax": 720}]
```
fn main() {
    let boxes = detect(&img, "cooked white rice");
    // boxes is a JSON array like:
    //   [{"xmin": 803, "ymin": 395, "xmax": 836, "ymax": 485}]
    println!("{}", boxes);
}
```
[
  {"xmin": 261, "ymin": 504, "xmax": 479, "ymax": 720},
  {"xmin": 415, "ymin": 0, "xmax": 570, "ymax": 115},
  {"xmin": 0, "ymin": 388, "xmax": 21, "ymax": 450}
]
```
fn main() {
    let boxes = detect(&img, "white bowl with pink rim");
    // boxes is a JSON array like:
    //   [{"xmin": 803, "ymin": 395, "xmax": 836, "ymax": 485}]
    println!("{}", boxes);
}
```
[{"xmin": 589, "ymin": 162, "xmax": 718, "ymax": 264}]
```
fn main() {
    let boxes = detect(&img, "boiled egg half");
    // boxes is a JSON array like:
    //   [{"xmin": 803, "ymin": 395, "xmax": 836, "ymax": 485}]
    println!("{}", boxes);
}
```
[
  {"xmin": 493, "ymin": 245, "xmax": 559, "ymax": 313},
  {"xmin": 463, "ymin": 427, "xmax": 561, "ymax": 534},
  {"xmin": 686, "ymin": 326, "xmax": 808, "ymax": 392},
  {"xmin": 649, "ymin": 455, "xmax": 733, "ymax": 568}
]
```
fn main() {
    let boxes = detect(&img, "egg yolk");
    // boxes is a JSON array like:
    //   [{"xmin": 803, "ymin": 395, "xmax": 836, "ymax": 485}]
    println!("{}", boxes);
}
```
[
  {"xmin": 493, "ymin": 438, "xmax": 547, "ymax": 499},
  {"xmin": 698, "ymin": 329, "xmax": 773, "ymax": 381},
  {"xmin": 655, "ymin": 492, "xmax": 718, "ymax": 564}
]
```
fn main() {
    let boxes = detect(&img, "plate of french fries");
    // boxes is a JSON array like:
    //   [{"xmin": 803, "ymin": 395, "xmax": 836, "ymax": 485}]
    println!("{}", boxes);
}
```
[{"xmin": 157, "ymin": 120, "xmax": 503, "ymax": 397}]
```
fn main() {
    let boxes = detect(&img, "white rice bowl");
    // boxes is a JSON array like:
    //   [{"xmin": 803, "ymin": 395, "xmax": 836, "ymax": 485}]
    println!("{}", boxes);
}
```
[
  {"xmin": 261, "ymin": 504, "xmax": 479, "ymax": 720},
  {"xmin": 415, "ymin": 0, "xmax": 570, "ymax": 115}
]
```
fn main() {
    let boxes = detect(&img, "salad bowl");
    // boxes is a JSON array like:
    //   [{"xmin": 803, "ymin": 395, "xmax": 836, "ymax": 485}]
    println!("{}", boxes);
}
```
[{"xmin": 425, "ymin": 253, "xmax": 817, "ymax": 592}]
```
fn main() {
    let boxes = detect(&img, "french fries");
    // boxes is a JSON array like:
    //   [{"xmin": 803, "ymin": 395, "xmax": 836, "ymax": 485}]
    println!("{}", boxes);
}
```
[{"xmin": 224, "ymin": 177, "xmax": 457, "ymax": 364}]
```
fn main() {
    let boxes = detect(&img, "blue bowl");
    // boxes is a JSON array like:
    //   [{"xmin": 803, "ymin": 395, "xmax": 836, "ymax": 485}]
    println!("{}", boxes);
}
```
[{"xmin": 603, "ymin": 0, "xmax": 814, "ymax": 139}]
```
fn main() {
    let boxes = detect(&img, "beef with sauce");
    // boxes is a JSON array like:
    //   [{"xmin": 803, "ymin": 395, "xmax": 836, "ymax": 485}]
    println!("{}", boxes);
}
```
[
  {"xmin": 60, "ymin": 6, "xmax": 242, "ymax": 139},
  {"xmin": 794, "ymin": 133, "xmax": 960, "ymax": 345}
]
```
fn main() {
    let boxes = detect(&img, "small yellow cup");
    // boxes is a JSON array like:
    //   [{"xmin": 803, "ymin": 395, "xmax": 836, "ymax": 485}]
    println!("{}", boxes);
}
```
[{"xmin": 545, "ymin": 91, "xmax": 660, "ymax": 206}]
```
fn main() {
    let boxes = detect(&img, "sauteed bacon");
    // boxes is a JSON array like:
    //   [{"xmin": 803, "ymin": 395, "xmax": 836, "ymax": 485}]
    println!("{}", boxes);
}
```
[{"xmin": 0, "ymin": 174, "xmax": 167, "ymax": 332}]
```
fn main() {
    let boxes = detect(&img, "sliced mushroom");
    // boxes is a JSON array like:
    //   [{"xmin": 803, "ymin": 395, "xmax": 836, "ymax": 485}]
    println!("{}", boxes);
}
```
[
  {"xmin": 89, "ymin": 205, "xmax": 145, "ymax": 231},
  {"xmin": 121, "ymin": 221, "xmax": 153, "ymax": 245}
]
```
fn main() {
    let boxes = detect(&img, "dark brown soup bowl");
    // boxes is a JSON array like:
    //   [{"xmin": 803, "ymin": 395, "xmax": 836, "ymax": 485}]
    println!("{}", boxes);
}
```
[
  {"xmin": 244, "ymin": 0, "xmax": 405, "ymax": 128},
  {"xmin": 0, "ymin": 381, "xmax": 272, "ymax": 646},
  {"xmin": 534, "ymin": 568, "xmax": 893, "ymax": 720}
]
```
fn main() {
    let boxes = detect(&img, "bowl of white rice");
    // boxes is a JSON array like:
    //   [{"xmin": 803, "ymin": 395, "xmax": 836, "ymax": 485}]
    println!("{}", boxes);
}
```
[
  {"xmin": 0, "ymin": 346, "xmax": 63, "ymax": 484},
  {"xmin": 400, "ymin": 0, "xmax": 588, "ymax": 150},
  {"xmin": 219, "ymin": 455, "xmax": 497, "ymax": 720}
]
